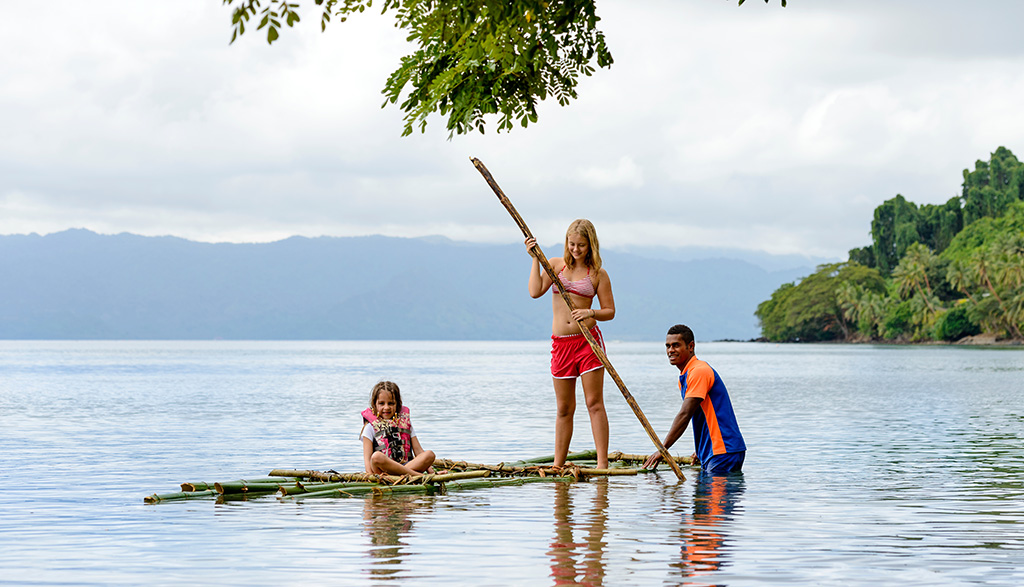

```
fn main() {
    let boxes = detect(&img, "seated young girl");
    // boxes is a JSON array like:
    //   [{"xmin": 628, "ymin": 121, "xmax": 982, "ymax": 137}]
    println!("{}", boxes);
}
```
[{"xmin": 360, "ymin": 380, "xmax": 436, "ymax": 476}]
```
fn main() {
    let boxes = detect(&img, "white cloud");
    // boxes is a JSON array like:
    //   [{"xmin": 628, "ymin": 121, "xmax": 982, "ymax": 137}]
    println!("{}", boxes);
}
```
[
  {"xmin": 2, "ymin": 0, "xmax": 1023, "ymax": 257},
  {"xmin": 576, "ymin": 157, "xmax": 644, "ymax": 190}
]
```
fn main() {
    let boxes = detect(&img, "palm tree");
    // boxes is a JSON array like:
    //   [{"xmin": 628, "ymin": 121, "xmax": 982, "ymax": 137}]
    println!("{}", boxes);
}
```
[
  {"xmin": 892, "ymin": 243, "xmax": 940, "ymax": 314},
  {"xmin": 991, "ymin": 233, "xmax": 1024, "ymax": 291},
  {"xmin": 945, "ymin": 259, "xmax": 978, "ymax": 303},
  {"xmin": 991, "ymin": 234, "xmax": 1024, "ymax": 337},
  {"xmin": 965, "ymin": 239, "xmax": 1024, "ymax": 339},
  {"xmin": 835, "ymin": 282, "xmax": 862, "ymax": 326},
  {"xmin": 859, "ymin": 290, "xmax": 888, "ymax": 339}
]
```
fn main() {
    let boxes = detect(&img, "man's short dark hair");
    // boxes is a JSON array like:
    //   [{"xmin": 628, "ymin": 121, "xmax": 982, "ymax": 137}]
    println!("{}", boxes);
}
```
[{"xmin": 667, "ymin": 324, "xmax": 694, "ymax": 345}]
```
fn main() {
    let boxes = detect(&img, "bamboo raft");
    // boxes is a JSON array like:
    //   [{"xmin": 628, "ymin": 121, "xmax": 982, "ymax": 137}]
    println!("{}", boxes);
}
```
[{"xmin": 144, "ymin": 450, "xmax": 694, "ymax": 504}]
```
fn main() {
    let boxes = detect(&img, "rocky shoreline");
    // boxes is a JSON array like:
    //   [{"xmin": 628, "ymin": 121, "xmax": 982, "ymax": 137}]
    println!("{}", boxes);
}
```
[
  {"xmin": 952, "ymin": 333, "xmax": 1023, "ymax": 346},
  {"xmin": 721, "ymin": 335, "xmax": 1023, "ymax": 346}
]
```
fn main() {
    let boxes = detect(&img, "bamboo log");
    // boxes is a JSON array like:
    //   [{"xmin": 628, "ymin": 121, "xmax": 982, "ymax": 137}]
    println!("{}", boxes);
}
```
[
  {"xmin": 432, "ymin": 459, "xmax": 649, "ymax": 478},
  {"xmin": 284, "ymin": 483, "xmax": 439, "ymax": 500},
  {"xmin": 268, "ymin": 469, "xmax": 490, "ymax": 486},
  {"xmin": 269, "ymin": 469, "xmax": 383, "ymax": 483},
  {"xmin": 144, "ymin": 489, "xmax": 218, "ymax": 504},
  {"xmin": 433, "ymin": 459, "xmax": 536, "ymax": 475},
  {"xmin": 443, "ymin": 476, "xmax": 574, "ymax": 492},
  {"xmin": 419, "ymin": 470, "xmax": 490, "ymax": 483},
  {"xmin": 471, "ymin": 158, "xmax": 685, "ymax": 482},
  {"xmin": 285, "ymin": 475, "xmax": 576, "ymax": 499},
  {"xmin": 182, "ymin": 477, "xmax": 296, "ymax": 492},
  {"xmin": 215, "ymin": 491, "xmax": 278, "ymax": 503},
  {"xmin": 438, "ymin": 450, "xmax": 678, "ymax": 471},
  {"xmin": 576, "ymin": 468, "xmax": 640, "ymax": 476},
  {"xmin": 513, "ymin": 450, "xmax": 598, "ymax": 465},
  {"xmin": 214, "ymin": 480, "xmax": 297, "ymax": 494},
  {"xmin": 430, "ymin": 461, "xmax": 556, "ymax": 477},
  {"xmin": 278, "ymin": 482, "xmax": 380, "ymax": 496},
  {"xmin": 609, "ymin": 451, "xmax": 694, "ymax": 465}
]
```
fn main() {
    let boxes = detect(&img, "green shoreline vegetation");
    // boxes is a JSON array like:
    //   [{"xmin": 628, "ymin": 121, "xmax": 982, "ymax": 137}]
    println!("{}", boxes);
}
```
[{"xmin": 756, "ymin": 147, "xmax": 1024, "ymax": 344}]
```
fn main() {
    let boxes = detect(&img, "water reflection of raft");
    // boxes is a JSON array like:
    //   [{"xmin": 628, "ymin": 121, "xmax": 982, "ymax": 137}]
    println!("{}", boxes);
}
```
[{"xmin": 143, "ymin": 450, "xmax": 694, "ymax": 504}]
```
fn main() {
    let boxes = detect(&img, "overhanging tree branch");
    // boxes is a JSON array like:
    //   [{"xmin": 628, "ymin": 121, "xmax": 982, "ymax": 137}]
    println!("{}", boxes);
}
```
[{"xmin": 220, "ymin": 0, "xmax": 785, "ymax": 136}]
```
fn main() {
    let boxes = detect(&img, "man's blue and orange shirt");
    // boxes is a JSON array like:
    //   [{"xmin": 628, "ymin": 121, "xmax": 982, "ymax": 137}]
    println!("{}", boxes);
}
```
[{"xmin": 679, "ymin": 358, "xmax": 745, "ymax": 464}]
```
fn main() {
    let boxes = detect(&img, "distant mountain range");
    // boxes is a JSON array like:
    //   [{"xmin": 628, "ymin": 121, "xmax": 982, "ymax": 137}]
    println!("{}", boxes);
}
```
[{"xmin": 0, "ymin": 229, "xmax": 824, "ymax": 341}]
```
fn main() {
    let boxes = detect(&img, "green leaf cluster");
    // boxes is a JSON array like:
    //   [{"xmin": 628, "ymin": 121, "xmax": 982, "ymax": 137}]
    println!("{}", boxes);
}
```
[
  {"xmin": 380, "ymin": 1, "xmax": 614, "ymax": 137},
  {"xmin": 761, "ymin": 147, "xmax": 1024, "ymax": 343},
  {"xmin": 221, "ymin": 0, "xmax": 784, "ymax": 136}
]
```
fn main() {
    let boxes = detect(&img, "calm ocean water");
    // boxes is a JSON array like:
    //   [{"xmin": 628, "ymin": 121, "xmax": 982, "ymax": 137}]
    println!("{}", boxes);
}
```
[{"xmin": 1, "ymin": 340, "xmax": 1023, "ymax": 585}]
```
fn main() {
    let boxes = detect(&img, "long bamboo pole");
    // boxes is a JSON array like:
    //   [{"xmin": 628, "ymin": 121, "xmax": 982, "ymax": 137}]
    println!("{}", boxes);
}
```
[{"xmin": 471, "ymin": 157, "xmax": 686, "ymax": 481}]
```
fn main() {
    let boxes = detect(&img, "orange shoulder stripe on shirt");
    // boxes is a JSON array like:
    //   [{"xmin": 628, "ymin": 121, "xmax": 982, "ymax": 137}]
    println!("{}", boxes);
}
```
[
  {"xmin": 685, "ymin": 360, "xmax": 728, "ymax": 455},
  {"xmin": 702, "ymin": 401, "xmax": 727, "ymax": 455}
]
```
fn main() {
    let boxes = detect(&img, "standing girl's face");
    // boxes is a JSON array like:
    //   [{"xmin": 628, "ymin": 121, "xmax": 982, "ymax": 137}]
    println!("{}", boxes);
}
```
[
  {"xmin": 374, "ymin": 390, "xmax": 397, "ymax": 419},
  {"xmin": 566, "ymin": 232, "xmax": 590, "ymax": 262}
]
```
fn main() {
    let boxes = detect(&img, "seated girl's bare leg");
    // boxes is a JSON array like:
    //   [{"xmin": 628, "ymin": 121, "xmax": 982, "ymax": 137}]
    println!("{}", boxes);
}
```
[
  {"xmin": 370, "ymin": 451, "xmax": 427, "ymax": 476},
  {"xmin": 581, "ymin": 367, "xmax": 609, "ymax": 469},
  {"xmin": 406, "ymin": 450, "xmax": 436, "ymax": 473}
]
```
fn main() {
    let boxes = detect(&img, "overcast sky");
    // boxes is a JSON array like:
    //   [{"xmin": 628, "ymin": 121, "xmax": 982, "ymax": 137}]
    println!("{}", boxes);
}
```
[{"xmin": 2, "ymin": 1, "xmax": 1023, "ymax": 258}]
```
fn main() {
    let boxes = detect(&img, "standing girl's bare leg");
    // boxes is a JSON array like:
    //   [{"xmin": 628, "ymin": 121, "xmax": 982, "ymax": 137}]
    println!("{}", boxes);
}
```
[
  {"xmin": 580, "ymin": 367, "xmax": 609, "ymax": 469},
  {"xmin": 552, "ymin": 377, "xmax": 577, "ymax": 468}
]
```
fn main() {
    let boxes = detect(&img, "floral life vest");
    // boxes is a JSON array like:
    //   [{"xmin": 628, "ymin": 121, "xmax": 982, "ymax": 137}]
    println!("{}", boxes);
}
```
[{"xmin": 361, "ymin": 406, "xmax": 413, "ymax": 464}]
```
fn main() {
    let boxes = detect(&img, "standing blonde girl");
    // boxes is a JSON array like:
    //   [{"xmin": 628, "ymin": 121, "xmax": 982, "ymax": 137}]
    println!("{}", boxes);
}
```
[{"xmin": 525, "ymin": 219, "xmax": 615, "ymax": 469}]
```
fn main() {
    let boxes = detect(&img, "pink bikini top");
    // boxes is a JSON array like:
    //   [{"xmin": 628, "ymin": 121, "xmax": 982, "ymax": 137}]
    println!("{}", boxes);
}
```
[{"xmin": 555, "ymin": 266, "xmax": 596, "ymax": 298}]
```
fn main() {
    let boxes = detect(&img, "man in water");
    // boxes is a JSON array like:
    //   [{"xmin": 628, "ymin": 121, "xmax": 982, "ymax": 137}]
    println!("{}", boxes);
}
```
[{"xmin": 643, "ymin": 324, "xmax": 746, "ymax": 475}]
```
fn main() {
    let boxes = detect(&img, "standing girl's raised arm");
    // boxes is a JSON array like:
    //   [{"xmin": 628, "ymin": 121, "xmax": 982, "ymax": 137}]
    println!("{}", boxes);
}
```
[{"xmin": 526, "ymin": 237, "xmax": 556, "ymax": 299}]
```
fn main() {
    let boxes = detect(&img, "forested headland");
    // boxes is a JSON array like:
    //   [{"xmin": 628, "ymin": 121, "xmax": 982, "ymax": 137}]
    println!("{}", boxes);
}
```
[{"xmin": 756, "ymin": 147, "xmax": 1024, "ymax": 344}]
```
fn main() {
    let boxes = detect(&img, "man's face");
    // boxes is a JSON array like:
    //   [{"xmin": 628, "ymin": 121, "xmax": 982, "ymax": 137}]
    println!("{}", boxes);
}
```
[{"xmin": 665, "ymin": 334, "xmax": 695, "ymax": 370}]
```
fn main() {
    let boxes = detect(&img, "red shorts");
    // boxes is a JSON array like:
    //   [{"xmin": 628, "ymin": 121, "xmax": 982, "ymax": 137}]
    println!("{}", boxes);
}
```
[{"xmin": 550, "ymin": 326, "xmax": 605, "ymax": 379}]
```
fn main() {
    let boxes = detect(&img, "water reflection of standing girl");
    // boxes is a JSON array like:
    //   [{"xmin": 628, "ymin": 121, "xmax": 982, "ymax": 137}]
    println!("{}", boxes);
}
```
[{"xmin": 548, "ymin": 480, "xmax": 609, "ymax": 586}]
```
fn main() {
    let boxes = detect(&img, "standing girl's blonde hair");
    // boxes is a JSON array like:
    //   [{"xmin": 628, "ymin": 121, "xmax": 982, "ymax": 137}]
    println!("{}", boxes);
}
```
[{"xmin": 563, "ymin": 219, "xmax": 602, "ymax": 272}]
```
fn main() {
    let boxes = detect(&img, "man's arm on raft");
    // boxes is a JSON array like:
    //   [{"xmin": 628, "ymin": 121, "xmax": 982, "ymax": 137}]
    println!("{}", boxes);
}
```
[{"xmin": 643, "ymin": 396, "xmax": 703, "ymax": 469}]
